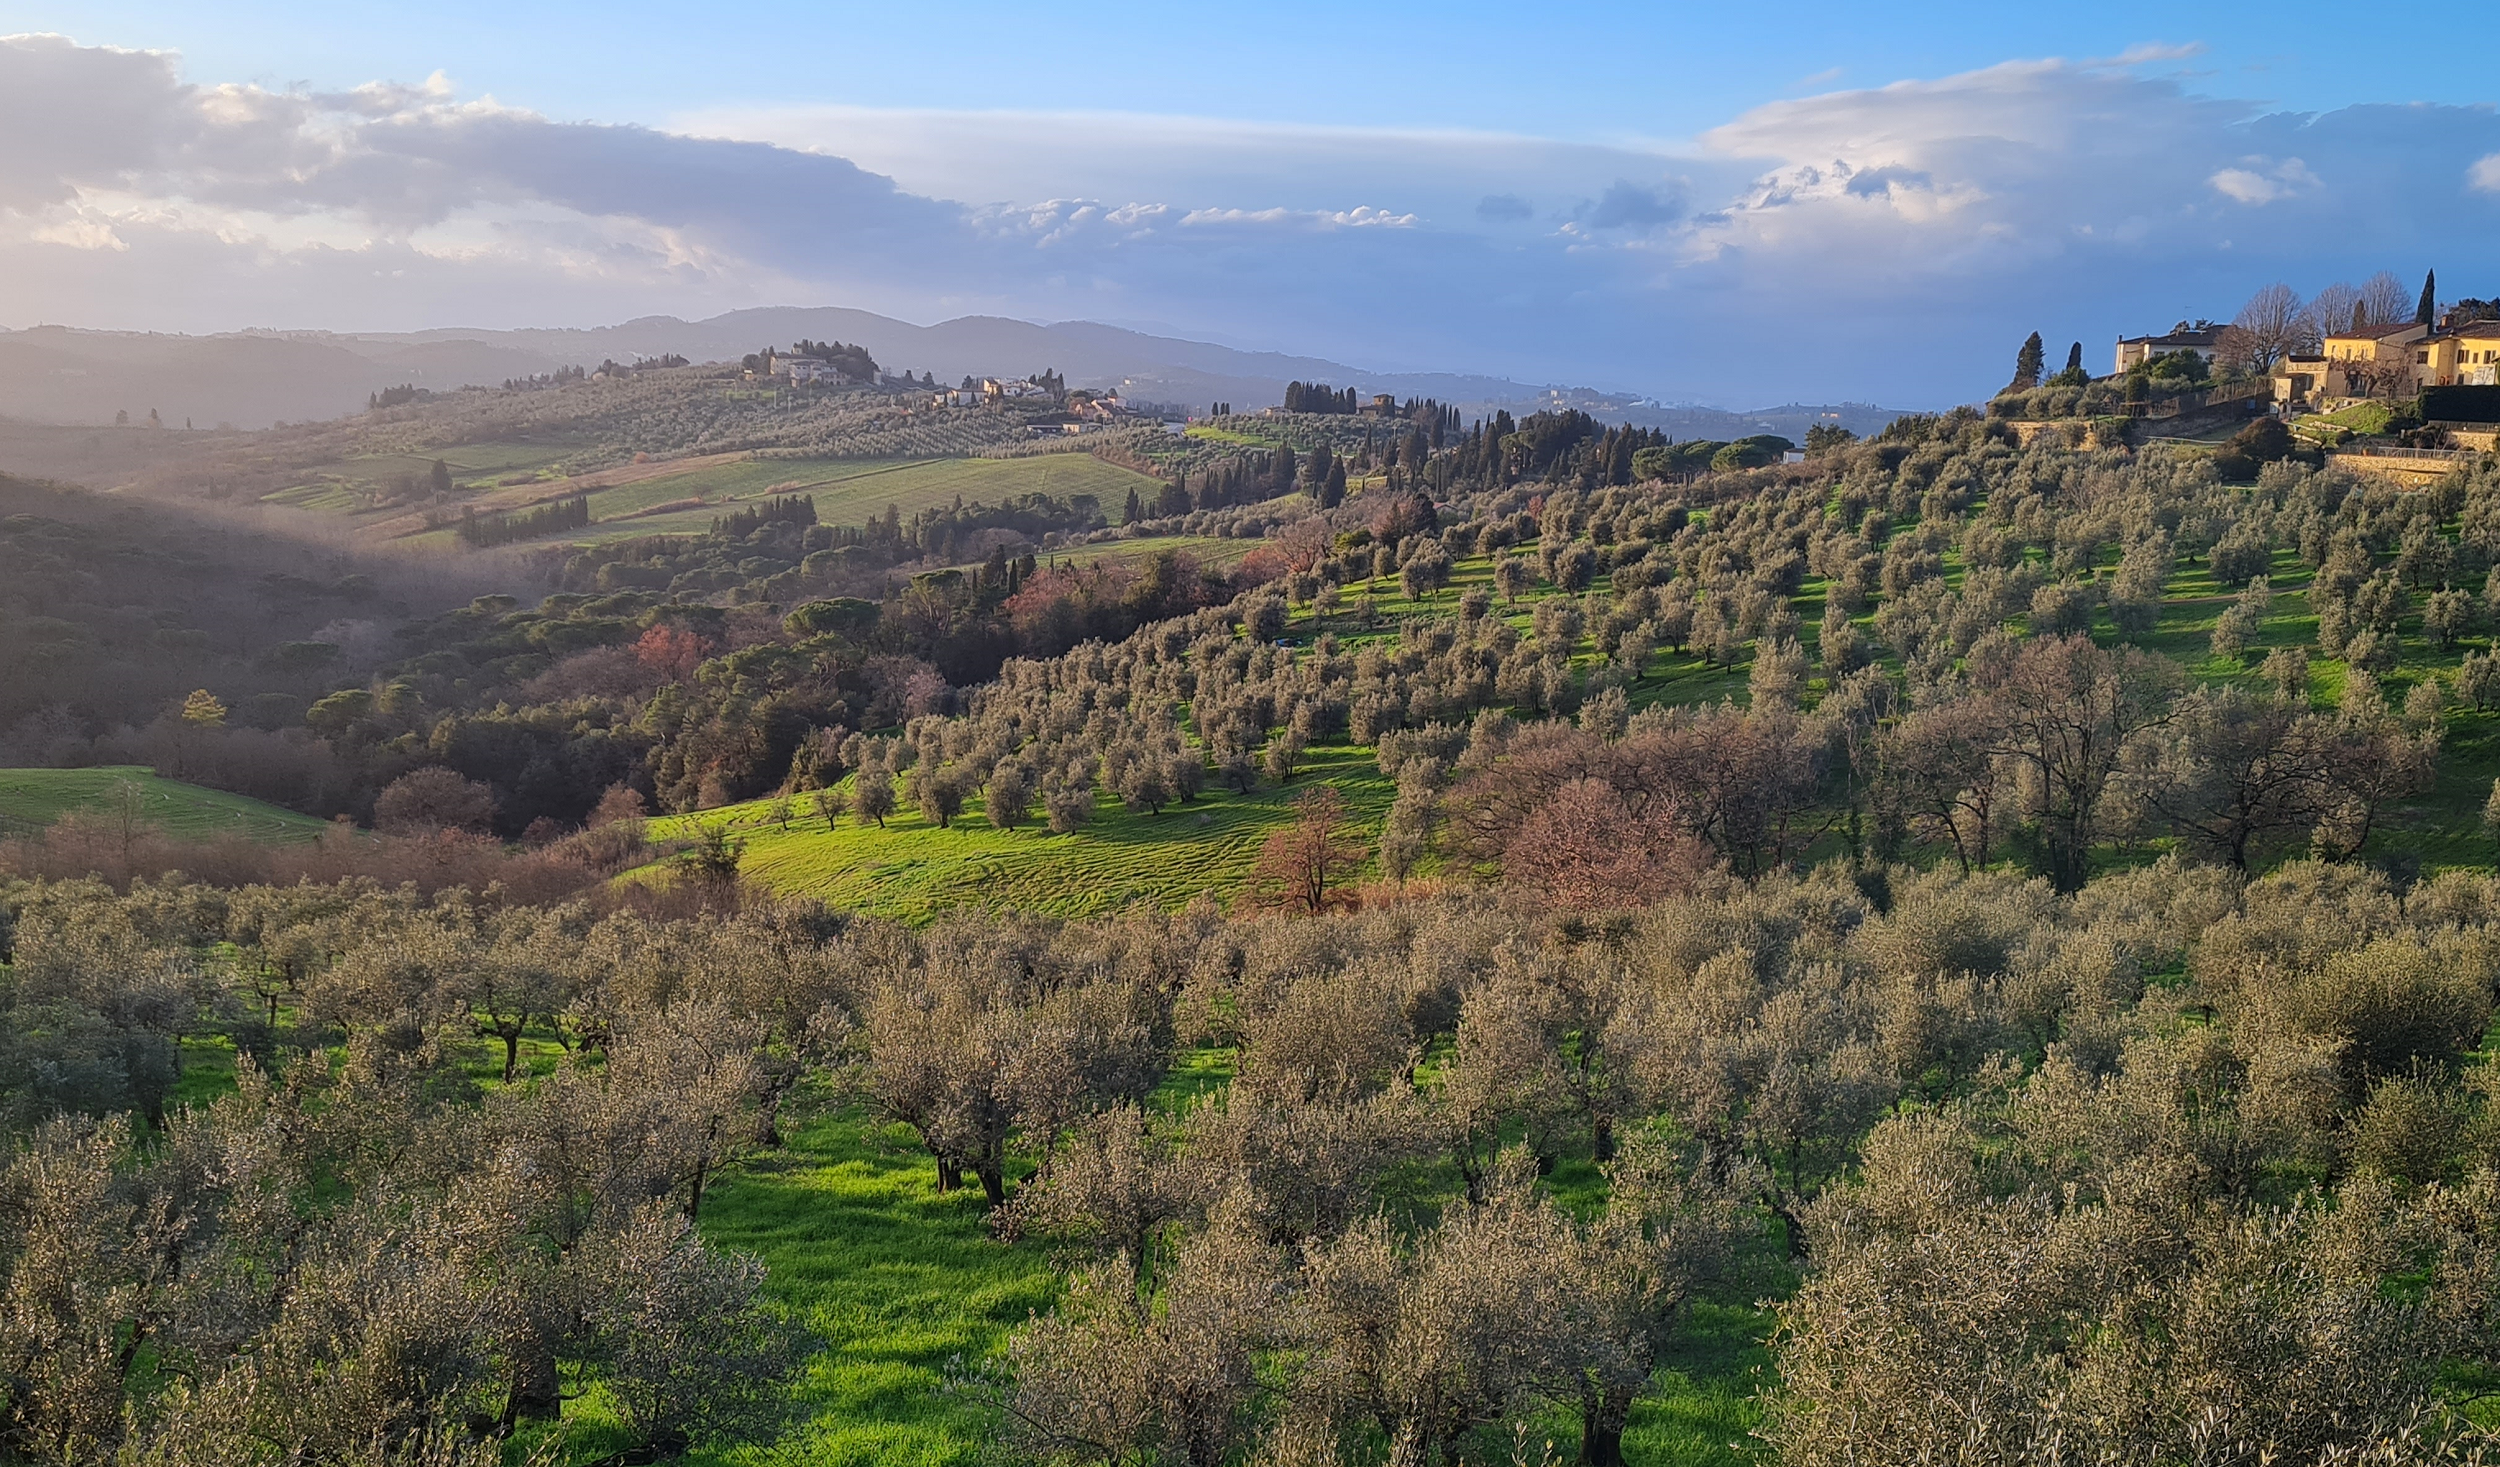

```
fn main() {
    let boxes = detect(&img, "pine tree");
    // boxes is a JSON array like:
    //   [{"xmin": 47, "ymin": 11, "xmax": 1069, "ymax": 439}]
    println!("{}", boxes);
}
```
[
  {"xmin": 2418, "ymin": 269, "xmax": 2438, "ymax": 327},
  {"xmin": 180, "ymin": 689, "xmax": 227, "ymax": 728},
  {"xmin": 2010, "ymin": 332, "xmax": 2046, "ymax": 391}
]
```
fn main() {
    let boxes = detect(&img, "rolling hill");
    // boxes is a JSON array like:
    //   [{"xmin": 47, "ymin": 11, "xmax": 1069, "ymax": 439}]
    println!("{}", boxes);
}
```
[{"xmin": 0, "ymin": 308, "xmax": 1914, "ymax": 442}]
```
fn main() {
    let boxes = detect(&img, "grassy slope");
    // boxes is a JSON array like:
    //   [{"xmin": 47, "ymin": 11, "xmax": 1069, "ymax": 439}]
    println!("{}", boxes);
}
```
[
  {"xmin": 390, "ymin": 453, "xmax": 1171, "ymax": 552},
  {"xmin": 639, "ymin": 546, "xmax": 1767, "ymax": 918},
  {"xmin": 265, "ymin": 443, "xmax": 586, "ymax": 512},
  {"xmin": 664, "ymin": 1103, "xmax": 1058, "ymax": 1467},
  {"xmin": 213, "ymin": 473, "xmax": 2500, "ymax": 1467},
  {"xmin": 587, "ymin": 455, "xmax": 1165, "ymax": 542},
  {"xmin": 651, "ymin": 745, "xmax": 1394, "ymax": 922},
  {"xmin": 645, "ymin": 466, "xmax": 2500, "ymax": 916},
  {"xmin": 0, "ymin": 765, "xmax": 329, "ymax": 842},
  {"xmin": 1042, "ymin": 532, "xmax": 1268, "ymax": 571}
]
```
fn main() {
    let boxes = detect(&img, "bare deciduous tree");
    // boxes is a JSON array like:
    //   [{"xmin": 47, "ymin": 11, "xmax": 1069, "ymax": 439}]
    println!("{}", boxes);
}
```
[{"xmin": 2228, "ymin": 281, "xmax": 2317, "ymax": 371}]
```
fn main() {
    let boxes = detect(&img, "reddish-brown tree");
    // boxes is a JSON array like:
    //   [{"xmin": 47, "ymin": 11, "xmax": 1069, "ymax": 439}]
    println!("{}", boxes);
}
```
[
  {"xmin": 1502, "ymin": 778, "xmax": 1707, "ymax": 911},
  {"xmin": 1250, "ymin": 786, "xmax": 1367, "ymax": 914},
  {"xmin": 373, "ymin": 766, "xmax": 498, "ymax": 836}
]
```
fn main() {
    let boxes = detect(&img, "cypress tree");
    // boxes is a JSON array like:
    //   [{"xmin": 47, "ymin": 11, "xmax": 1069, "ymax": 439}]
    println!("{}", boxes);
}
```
[
  {"xmin": 2011, "ymin": 332, "xmax": 2046, "ymax": 391},
  {"xmin": 2418, "ymin": 269, "xmax": 2439, "ymax": 327},
  {"xmin": 2064, "ymin": 342, "xmax": 2084, "ymax": 375}
]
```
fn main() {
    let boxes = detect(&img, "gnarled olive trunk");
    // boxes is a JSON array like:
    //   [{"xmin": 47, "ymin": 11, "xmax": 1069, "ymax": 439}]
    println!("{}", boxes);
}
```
[{"xmin": 1579, "ymin": 1387, "xmax": 1631, "ymax": 1467}]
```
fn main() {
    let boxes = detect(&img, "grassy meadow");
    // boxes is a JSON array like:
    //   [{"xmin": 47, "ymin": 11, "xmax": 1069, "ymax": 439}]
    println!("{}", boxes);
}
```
[
  {"xmin": 602, "ymin": 1101, "xmax": 1062, "ymax": 1467},
  {"xmin": 648, "ymin": 744, "xmax": 1397, "ymax": 922},
  {"xmin": 0, "ymin": 765, "xmax": 330, "ymax": 842},
  {"xmin": 367, "ymin": 451, "xmax": 1171, "ymax": 552},
  {"xmin": 264, "ymin": 441, "xmax": 589, "ymax": 513},
  {"xmin": 577, "ymin": 454, "xmax": 1165, "ymax": 543}
]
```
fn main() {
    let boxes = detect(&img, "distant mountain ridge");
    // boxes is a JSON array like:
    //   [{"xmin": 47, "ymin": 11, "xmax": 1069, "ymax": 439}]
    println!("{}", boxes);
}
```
[{"xmin": 0, "ymin": 308, "xmax": 1915, "ymax": 440}]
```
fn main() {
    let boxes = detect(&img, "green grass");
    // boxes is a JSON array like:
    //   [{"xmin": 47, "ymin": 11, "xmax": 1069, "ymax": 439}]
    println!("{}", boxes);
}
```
[
  {"xmin": 293, "ymin": 450, "xmax": 1172, "ymax": 552},
  {"xmin": 265, "ymin": 444, "xmax": 586, "ymax": 511},
  {"xmin": 149, "ymin": 1027, "xmax": 1768, "ymax": 1467},
  {"xmin": 561, "ymin": 456, "xmax": 1166, "ymax": 546},
  {"xmin": 681, "ymin": 1073, "xmax": 1766, "ymax": 1467},
  {"xmin": 1182, "ymin": 425, "xmax": 1282, "ymax": 446},
  {"xmin": 0, "ymin": 766, "xmax": 329, "ymax": 843},
  {"xmin": 1630, "ymin": 1301, "xmax": 1776, "ymax": 1466},
  {"xmin": 2307, "ymin": 401, "xmax": 2397, "ymax": 435},
  {"xmin": 262, "ymin": 480, "xmax": 373, "ymax": 513},
  {"xmin": 674, "ymin": 1098, "xmax": 1060, "ymax": 1467},
  {"xmin": 644, "ymin": 745, "xmax": 1395, "ymax": 921},
  {"xmin": 1046, "ymin": 533, "xmax": 1268, "ymax": 570}
]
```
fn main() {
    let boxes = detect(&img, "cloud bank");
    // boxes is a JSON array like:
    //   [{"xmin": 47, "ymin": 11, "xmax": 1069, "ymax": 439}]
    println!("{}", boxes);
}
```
[{"xmin": 5, "ymin": 33, "xmax": 2499, "ymax": 405}]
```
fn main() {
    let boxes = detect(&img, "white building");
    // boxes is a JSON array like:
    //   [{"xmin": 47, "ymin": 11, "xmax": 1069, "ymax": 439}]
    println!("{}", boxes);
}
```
[{"xmin": 2113, "ymin": 324, "xmax": 2225, "ymax": 375}]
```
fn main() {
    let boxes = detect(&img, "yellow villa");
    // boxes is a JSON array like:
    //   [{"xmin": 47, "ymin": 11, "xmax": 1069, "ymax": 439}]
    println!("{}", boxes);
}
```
[
  {"xmin": 2274, "ymin": 315, "xmax": 2500, "ymax": 406},
  {"xmin": 2417, "ymin": 318, "xmax": 2500, "ymax": 387}
]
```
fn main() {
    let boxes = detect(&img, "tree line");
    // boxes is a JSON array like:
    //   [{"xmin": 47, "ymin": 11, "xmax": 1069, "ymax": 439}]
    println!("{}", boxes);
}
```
[{"xmin": 457, "ymin": 494, "xmax": 592, "ymax": 548}]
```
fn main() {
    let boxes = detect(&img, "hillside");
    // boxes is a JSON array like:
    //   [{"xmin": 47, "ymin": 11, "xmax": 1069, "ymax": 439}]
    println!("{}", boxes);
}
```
[
  {"xmin": 635, "ymin": 463, "xmax": 2489, "ymax": 917},
  {"xmin": 14, "ymin": 405, "xmax": 2500, "ymax": 1467},
  {"xmin": 0, "ymin": 308, "xmax": 1913, "ymax": 437}
]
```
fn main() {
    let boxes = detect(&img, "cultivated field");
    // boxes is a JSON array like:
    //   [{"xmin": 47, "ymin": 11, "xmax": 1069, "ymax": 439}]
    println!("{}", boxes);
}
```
[{"xmin": 375, "ymin": 451, "xmax": 1169, "ymax": 551}]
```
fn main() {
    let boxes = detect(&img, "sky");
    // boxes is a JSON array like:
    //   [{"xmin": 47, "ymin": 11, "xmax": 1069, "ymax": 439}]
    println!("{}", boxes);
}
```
[{"xmin": 2, "ymin": 1, "xmax": 2497, "ymax": 406}]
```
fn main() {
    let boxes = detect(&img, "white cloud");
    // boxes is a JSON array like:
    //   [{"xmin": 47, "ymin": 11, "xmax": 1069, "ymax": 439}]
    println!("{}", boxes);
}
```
[
  {"xmin": 2209, "ymin": 156, "xmax": 2320, "ymax": 204},
  {"xmin": 2104, "ymin": 41, "xmax": 2207, "ymax": 65},
  {"xmin": 2473, "ymin": 153, "xmax": 2500, "ymax": 194},
  {"xmin": 1178, "ymin": 205, "xmax": 1416, "ymax": 229},
  {"xmin": 25, "ymin": 213, "xmax": 127, "ymax": 252}
]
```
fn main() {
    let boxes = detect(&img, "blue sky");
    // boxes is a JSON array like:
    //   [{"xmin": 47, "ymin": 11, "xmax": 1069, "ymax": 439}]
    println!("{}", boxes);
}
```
[{"xmin": 3, "ymin": 2, "xmax": 2497, "ymax": 405}]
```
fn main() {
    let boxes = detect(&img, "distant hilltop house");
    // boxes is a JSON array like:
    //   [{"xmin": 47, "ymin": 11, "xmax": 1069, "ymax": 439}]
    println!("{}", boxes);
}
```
[
  {"xmin": 2114, "ymin": 323, "xmax": 2225, "ymax": 375},
  {"xmin": 1066, "ymin": 390, "xmax": 1126, "ymax": 423},
  {"xmin": 981, "ymin": 378, "xmax": 1057, "ymax": 403},
  {"xmin": 743, "ymin": 339, "xmax": 879, "ymax": 385}
]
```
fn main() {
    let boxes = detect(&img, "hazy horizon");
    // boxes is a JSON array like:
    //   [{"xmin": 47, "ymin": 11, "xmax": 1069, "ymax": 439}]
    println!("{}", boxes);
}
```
[{"xmin": 3, "ymin": 3, "xmax": 2497, "ymax": 407}]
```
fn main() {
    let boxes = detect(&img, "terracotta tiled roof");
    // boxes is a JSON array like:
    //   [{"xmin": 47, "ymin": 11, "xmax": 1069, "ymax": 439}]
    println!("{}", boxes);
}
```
[
  {"xmin": 2120, "ymin": 327, "xmax": 2223, "ymax": 348},
  {"xmin": 2323, "ymin": 321, "xmax": 2424, "ymax": 342}
]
